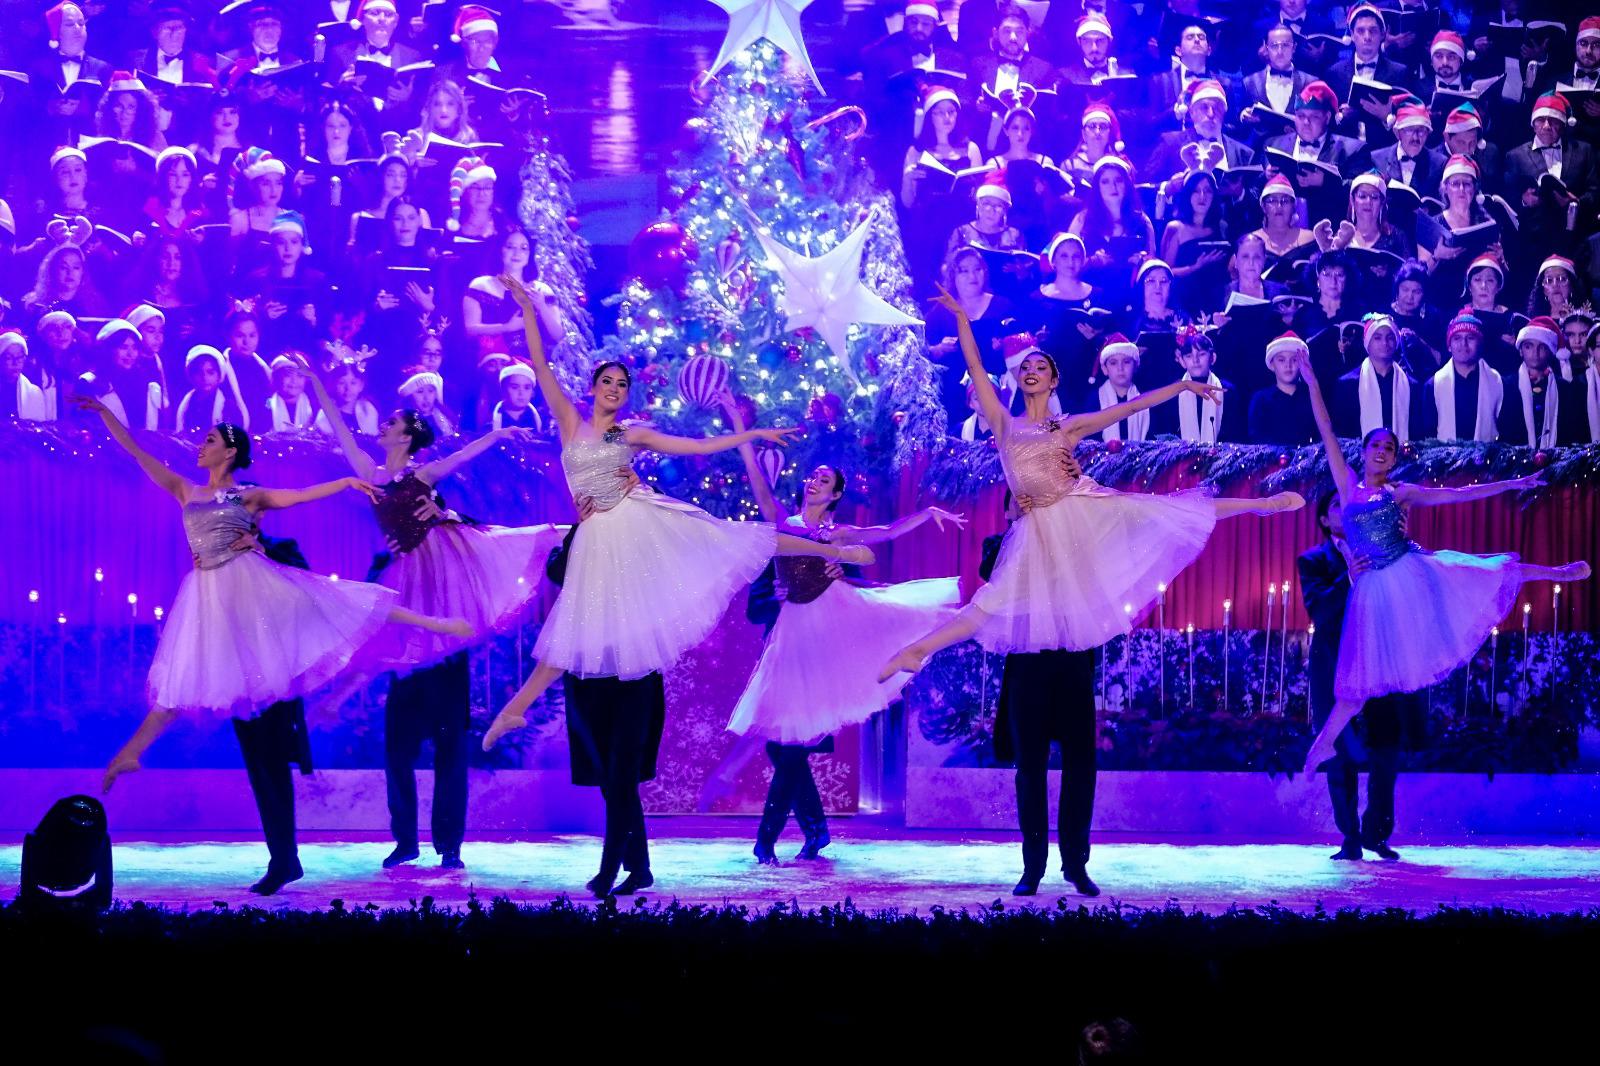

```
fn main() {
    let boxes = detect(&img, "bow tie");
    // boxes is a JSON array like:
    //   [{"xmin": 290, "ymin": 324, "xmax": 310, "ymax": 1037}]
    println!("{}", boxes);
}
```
[
  {"xmin": 60, "ymin": 55, "xmax": 82, "ymax": 64},
  {"xmin": 1437, "ymin": 81, "xmax": 1460, "ymax": 90},
  {"xmin": 1300, "ymin": 139, "xmax": 1324, "ymax": 151},
  {"xmin": 1356, "ymin": 63, "xmax": 1377, "ymax": 74},
  {"xmin": 257, "ymin": 51, "xmax": 278, "ymax": 61},
  {"xmin": 365, "ymin": 44, "xmax": 392, "ymax": 56},
  {"xmin": 1535, "ymin": 144, "xmax": 1562, "ymax": 154},
  {"xmin": 1268, "ymin": 70, "xmax": 1294, "ymax": 81}
]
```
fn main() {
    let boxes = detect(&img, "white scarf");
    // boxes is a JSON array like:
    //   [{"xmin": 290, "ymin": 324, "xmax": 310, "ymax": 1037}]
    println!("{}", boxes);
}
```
[
  {"xmin": 268, "ymin": 392, "xmax": 313, "ymax": 431},
  {"xmin": 13, "ymin": 374, "xmax": 48, "ymax": 421},
  {"xmin": 1516, "ymin": 364, "xmax": 1559, "ymax": 448},
  {"xmin": 1587, "ymin": 366, "xmax": 1600, "ymax": 442},
  {"xmin": 960, "ymin": 411, "xmax": 992, "ymax": 441},
  {"xmin": 1176, "ymin": 372, "xmax": 1223, "ymax": 443},
  {"xmin": 175, "ymin": 387, "xmax": 226, "ymax": 432},
  {"xmin": 1358, "ymin": 358, "xmax": 1410, "ymax": 443},
  {"xmin": 1098, "ymin": 380, "xmax": 1148, "ymax": 441},
  {"xmin": 314, "ymin": 401, "xmax": 379, "ymax": 436},
  {"xmin": 1556, "ymin": 349, "xmax": 1574, "ymax": 382},
  {"xmin": 492, "ymin": 401, "xmax": 542, "ymax": 433},
  {"xmin": 1431, "ymin": 361, "xmax": 1502, "ymax": 442}
]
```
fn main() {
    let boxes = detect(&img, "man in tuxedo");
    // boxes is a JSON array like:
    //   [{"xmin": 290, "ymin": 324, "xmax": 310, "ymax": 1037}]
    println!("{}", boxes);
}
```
[
  {"xmin": 1239, "ymin": 26, "xmax": 1314, "ymax": 128},
  {"xmin": 1499, "ymin": 316, "xmax": 1587, "ymax": 447},
  {"xmin": 1326, "ymin": 4, "xmax": 1415, "ymax": 107},
  {"xmin": 1442, "ymin": 102, "xmax": 1503, "ymax": 194},
  {"xmin": 1299, "ymin": 492, "xmax": 1418, "ymax": 862},
  {"xmin": 326, "ymin": 0, "xmax": 425, "ymax": 94},
  {"xmin": 1333, "ymin": 314, "xmax": 1425, "ymax": 442},
  {"xmin": 861, "ymin": 1, "xmax": 965, "ymax": 151},
  {"xmin": 1423, "ymin": 311, "xmax": 1503, "ymax": 441},
  {"xmin": 219, "ymin": 2, "xmax": 308, "ymax": 155},
  {"xmin": 1248, "ymin": 332, "xmax": 1319, "ymax": 445},
  {"xmin": 967, "ymin": 7, "xmax": 1055, "ymax": 115},
  {"xmin": 1372, "ymin": 103, "xmax": 1447, "ymax": 193},
  {"xmin": 1055, "ymin": 11, "xmax": 1124, "ymax": 86},
  {"xmin": 1506, "ymin": 94, "xmax": 1599, "ymax": 270},
  {"xmin": 1265, "ymin": 80, "xmax": 1370, "ymax": 227},
  {"xmin": 129, "ymin": 3, "xmax": 217, "ymax": 87},
  {"xmin": 1148, "ymin": 22, "xmax": 1229, "ymax": 128},
  {"xmin": 30, "ymin": 2, "xmax": 113, "ymax": 150},
  {"xmin": 1143, "ymin": 77, "xmax": 1257, "ymax": 188},
  {"xmin": 1254, "ymin": 0, "xmax": 1339, "ymax": 76},
  {"xmin": 219, "ymin": 2, "xmax": 305, "ymax": 72}
]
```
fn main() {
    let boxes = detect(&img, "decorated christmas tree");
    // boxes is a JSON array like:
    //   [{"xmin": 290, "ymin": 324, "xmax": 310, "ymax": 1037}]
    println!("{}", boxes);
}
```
[
  {"xmin": 594, "ymin": 33, "xmax": 942, "ymax": 517},
  {"xmin": 519, "ymin": 133, "xmax": 596, "ymax": 394}
]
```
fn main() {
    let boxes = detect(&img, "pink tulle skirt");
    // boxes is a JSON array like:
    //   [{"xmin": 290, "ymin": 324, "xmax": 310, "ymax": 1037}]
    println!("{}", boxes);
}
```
[
  {"xmin": 147, "ymin": 551, "xmax": 398, "ymax": 720},
  {"xmin": 373, "ymin": 521, "xmax": 565, "ymax": 673},
  {"xmin": 1335, "ymin": 549, "xmax": 1523, "ymax": 701},
  {"xmin": 727, "ymin": 577, "xmax": 961, "ymax": 744}
]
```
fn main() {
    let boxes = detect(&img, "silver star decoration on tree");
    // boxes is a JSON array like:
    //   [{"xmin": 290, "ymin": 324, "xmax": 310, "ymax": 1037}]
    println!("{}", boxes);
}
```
[
  {"xmin": 750, "ymin": 210, "xmax": 924, "ymax": 372},
  {"xmin": 707, "ymin": 0, "xmax": 824, "ymax": 93}
]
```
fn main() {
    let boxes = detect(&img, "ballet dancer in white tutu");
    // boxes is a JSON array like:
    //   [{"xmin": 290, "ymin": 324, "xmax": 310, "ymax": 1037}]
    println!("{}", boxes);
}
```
[
  {"xmin": 1295, "ymin": 343, "xmax": 1589, "ymax": 773},
  {"xmin": 698, "ymin": 394, "xmax": 966, "ymax": 861},
  {"xmin": 481, "ymin": 277, "xmax": 876, "ymax": 750},
  {"xmin": 77, "ymin": 397, "xmax": 473, "ymax": 795},
  {"xmin": 878, "ymin": 290, "xmax": 1305, "ymax": 680}
]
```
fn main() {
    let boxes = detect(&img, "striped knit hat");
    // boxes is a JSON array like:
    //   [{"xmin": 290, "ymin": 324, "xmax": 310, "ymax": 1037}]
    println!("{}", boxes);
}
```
[{"xmin": 447, "ymin": 156, "xmax": 497, "ymax": 232}]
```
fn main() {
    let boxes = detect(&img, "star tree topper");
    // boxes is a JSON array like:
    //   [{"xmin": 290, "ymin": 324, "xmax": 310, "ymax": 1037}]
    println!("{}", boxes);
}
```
[
  {"xmin": 707, "ymin": 0, "xmax": 824, "ymax": 93},
  {"xmin": 750, "ymin": 210, "xmax": 923, "ymax": 369}
]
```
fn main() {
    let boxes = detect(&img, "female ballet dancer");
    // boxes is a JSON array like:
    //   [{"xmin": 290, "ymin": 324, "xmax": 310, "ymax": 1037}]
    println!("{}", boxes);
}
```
[
  {"xmin": 79, "ymin": 397, "xmax": 469, "ymax": 887},
  {"xmin": 1295, "ymin": 345, "xmax": 1589, "ymax": 773},
  {"xmin": 481, "ymin": 277, "xmax": 876, "ymax": 751},
  {"xmin": 879, "ymin": 289, "xmax": 1305, "ymax": 678},
  {"xmin": 304, "ymin": 367, "xmax": 565, "ymax": 870},
  {"xmin": 700, "ymin": 396, "xmax": 965, "ymax": 863}
]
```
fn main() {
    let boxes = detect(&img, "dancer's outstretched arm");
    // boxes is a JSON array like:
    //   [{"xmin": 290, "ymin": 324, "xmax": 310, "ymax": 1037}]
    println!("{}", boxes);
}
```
[
  {"xmin": 720, "ymin": 394, "xmax": 789, "ymax": 524},
  {"xmin": 834, "ymin": 506, "xmax": 967, "ymax": 546},
  {"xmin": 1064, "ymin": 376, "xmax": 1216, "ymax": 439},
  {"xmin": 245, "ymin": 477, "xmax": 381, "ymax": 511},
  {"xmin": 1391, "ymin": 474, "xmax": 1545, "ymax": 507},
  {"xmin": 503, "ymin": 273, "xmax": 581, "ymax": 440},
  {"xmin": 303, "ymin": 367, "xmax": 378, "ymax": 481},
  {"xmin": 1295, "ymin": 349, "xmax": 1354, "ymax": 504},
  {"xmin": 73, "ymin": 395, "xmax": 193, "ymax": 501},
  {"xmin": 416, "ymin": 426, "xmax": 537, "ymax": 486},
  {"xmin": 933, "ymin": 284, "xmax": 1009, "ymax": 433},
  {"xmin": 626, "ymin": 422, "xmax": 801, "ymax": 456}
]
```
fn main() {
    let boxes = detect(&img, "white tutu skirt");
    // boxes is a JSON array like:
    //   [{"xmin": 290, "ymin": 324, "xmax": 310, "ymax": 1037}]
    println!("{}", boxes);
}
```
[
  {"xmin": 1335, "ymin": 549, "xmax": 1522, "ymax": 701},
  {"xmin": 534, "ymin": 489, "xmax": 776, "ymax": 679},
  {"xmin": 148, "ymin": 551, "xmax": 399, "ymax": 720},
  {"xmin": 375, "ymin": 522, "xmax": 565, "ymax": 673},
  {"xmin": 728, "ymin": 577, "xmax": 962, "ymax": 744},
  {"xmin": 972, "ymin": 486, "xmax": 1216, "ymax": 653}
]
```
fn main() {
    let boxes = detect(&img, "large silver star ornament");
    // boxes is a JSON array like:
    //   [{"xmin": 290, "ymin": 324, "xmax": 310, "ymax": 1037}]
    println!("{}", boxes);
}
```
[
  {"xmin": 707, "ymin": 0, "xmax": 824, "ymax": 93},
  {"xmin": 751, "ymin": 212, "xmax": 924, "ymax": 365}
]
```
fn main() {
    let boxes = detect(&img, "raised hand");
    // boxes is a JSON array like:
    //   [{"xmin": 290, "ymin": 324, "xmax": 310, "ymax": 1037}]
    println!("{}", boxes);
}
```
[
  {"xmin": 500, "ymin": 273, "xmax": 535, "ymax": 313},
  {"xmin": 931, "ymin": 282, "xmax": 966, "ymax": 320},
  {"xmin": 926, "ymin": 506, "xmax": 967, "ymax": 532},
  {"xmin": 72, "ymin": 394, "xmax": 109, "ymax": 415},
  {"xmin": 1183, "ymin": 378, "xmax": 1225, "ymax": 405},
  {"xmin": 499, "ymin": 426, "xmax": 538, "ymax": 444},
  {"xmin": 750, "ymin": 426, "xmax": 803, "ymax": 447},
  {"xmin": 345, "ymin": 477, "xmax": 382, "ymax": 503}
]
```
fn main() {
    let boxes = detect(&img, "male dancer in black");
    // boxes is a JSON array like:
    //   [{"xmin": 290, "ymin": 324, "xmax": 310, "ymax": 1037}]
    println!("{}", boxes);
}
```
[
  {"xmin": 546, "ymin": 519, "xmax": 665, "ymax": 898},
  {"xmin": 984, "ymin": 488, "xmax": 1100, "ymax": 898},
  {"xmin": 1298, "ymin": 491, "xmax": 1423, "ymax": 861}
]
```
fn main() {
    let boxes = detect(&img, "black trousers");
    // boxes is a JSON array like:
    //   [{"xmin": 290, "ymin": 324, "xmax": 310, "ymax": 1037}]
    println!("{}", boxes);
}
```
[
  {"xmin": 232, "ymin": 699, "xmax": 310, "ymax": 872},
  {"xmin": 566, "ymin": 674, "xmax": 663, "ymax": 877},
  {"xmin": 1326, "ymin": 695, "xmax": 1404, "ymax": 849},
  {"xmin": 1001, "ymin": 649, "xmax": 1098, "ymax": 876},
  {"xmin": 758, "ymin": 741, "xmax": 829, "ymax": 842},
  {"xmin": 384, "ymin": 653, "xmax": 470, "ymax": 855}
]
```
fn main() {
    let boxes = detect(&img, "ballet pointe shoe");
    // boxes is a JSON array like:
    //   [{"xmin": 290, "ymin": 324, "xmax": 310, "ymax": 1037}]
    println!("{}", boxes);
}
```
[
  {"xmin": 102, "ymin": 755, "xmax": 142, "ymax": 794},
  {"xmin": 1266, "ymin": 491, "xmax": 1305, "ymax": 514},
  {"xmin": 481, "ymin": 710, "xmax": 527, "ymax": 751},
  {"xmin": 877, "ymin": 647, "xmax": 927, "ymax": 684},
  {"xmin": 1302, "ymin": 737, "xmax": 1338, "ymax": 777},
  {"xmin": 836, "ymin": 544, "xmax": 875, "ymax": 567},
  {"xmin": 1558, "ymin": 561, "xmax": 1591, "ymax": 581}
]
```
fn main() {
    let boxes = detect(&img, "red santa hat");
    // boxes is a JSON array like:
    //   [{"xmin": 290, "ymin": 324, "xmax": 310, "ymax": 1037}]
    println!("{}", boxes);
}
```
[
  {"xmin": 1441, "ymin": 153, "xmax": 1479, "ymax": 185},
  {"xmin": 0, "ymin": 329, "xmax": 27, "ymax": 356},
  {"xmin": 1099, "ymin": 333, "xmax": 1139, "ymax": 367},
  {"xmin": 1000, "ymin": 332, "xmax": 1044, "ymax": 372},
  {"xmin": 1264, "ymin": 332, "xmax": 1307, "ymax": 367},
  {"xmin": 1075, "ymin": 12, "xmax": 1112, "ymax": 39},
  {"xmin": 1579, "ymin": 17, "xmax": 1600, "ymax": 44},
  {"xmin": 498, "ymin": 362, "xmax": 536, "ymax": 385},
  {"xmin": 349, "ymin": 0, "xmax": 396, "ymax": 30},
  {"xmin": 1392, "ymin": 104, "xmax": 1432, "ymax": 132},
  {"xmin": 452, "ymin": 5, "xmax": 500, "ymax": 43},
  {"xmin": 1430, "ymin": 30, "xmax": 1473, "ymax": 62},
  {"xmin": 1080, "ymin": 103, "xmax": 1124, "ymax": 152},
  {"xmin": 1039, "ymin": 231, "xmax": 1085, "ymax": 273},
  {"xmin": 1259, "ymin": 172, "xmax": 1295, "ymax": 202},
  {"xmin": 904, "ymin": 3, "xmax": 939, "ymax": 20},
  {"xmin": 49, "ymin": 145, "xmax": 87, "ymax": 170},
  {"xmin": 1175, "ymin": 77, "xmax": 1227, "ymax": 122},
  {"xmin": 44, "ymin": 2, "xmax": 83, "ymax": 51},
  {"xmin": 974, "ymin": 177, "xmax": 1012, "ymax": 206},
  {"xmin": 1532, "ymin": 93, "xmax": 1575, "ymax": 127},
  {"xmin": 1538, "ymin": 255, "xmax": 1577, "ymax": 280},
  {"xmin": 1516, "ymin": 316, "xmax": 1560, "ymax": 354},
  {"xmin": 1294, "ymin": 80, "xmax": 1338, "ymax": 113}
]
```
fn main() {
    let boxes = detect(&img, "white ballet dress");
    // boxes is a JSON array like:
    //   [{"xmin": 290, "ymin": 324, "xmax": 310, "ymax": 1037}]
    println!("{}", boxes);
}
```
[
  {"xmin": 533, "ymin": 428, "xmax": 776, "ymax": 679},
  {"xmin": 147, "ymin": 487, "xmax": 400, "ymax": 719},
  {"xmin": 727, "ymin": 515, "xmax": 961, "ymax": 744},
  {"xmin": 1334, "ymin": 484, "xmax": 1523, "ymax": 701},
  {"xmin": 972, "ymin": 415, "xmax": 1217, "ymax": 652}
]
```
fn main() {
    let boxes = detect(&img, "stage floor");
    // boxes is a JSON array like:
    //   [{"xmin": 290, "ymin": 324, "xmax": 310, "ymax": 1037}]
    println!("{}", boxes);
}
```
[{"xmin": 4, "ymin": 825, "xmax": 1598, "ymax": 914}]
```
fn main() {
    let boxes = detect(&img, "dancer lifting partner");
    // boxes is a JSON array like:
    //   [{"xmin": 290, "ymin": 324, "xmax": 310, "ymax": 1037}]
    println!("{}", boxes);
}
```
[
  {"xmin": 878, "ymin": 291, "xmax": 1305, "ymax": 680},
  {"xmin": 304, "ymin": 366, "xmax": 565, "ymax": 871},
  {"xmin": 1296, "ymin": 344, "xmax": 1589, "ymax": 773},
  {"xmin": 481, "ymin": 277, "xmax": 877, "ymax": 750},
  {"xmin": 698, "ymin": 395, "xmax": 964, "ymax": 863}
]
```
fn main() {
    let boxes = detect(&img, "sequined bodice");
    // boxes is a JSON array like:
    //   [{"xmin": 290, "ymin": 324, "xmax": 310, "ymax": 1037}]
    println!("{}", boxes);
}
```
[
  {"xmin": 776, "ymin": 516, "xmax": 834, "ymax": 605},
  {"xmin": 1342, "ymin": 485, "xmax": 1416, "ymax": 571},
  {"xmin": 1000, "ymin": 418, "xmax": 1094, "ymax": 507},
  {"xmin": 374, "ymin": 468, "xmax": 445, "ymax": 554},
  {"xmin": 183, "ymin": 489, "xmax": 255, "ymax": 570},
  {"xmin": 561, "ymin": 431, "xmax": 637, "ymax": 511}
]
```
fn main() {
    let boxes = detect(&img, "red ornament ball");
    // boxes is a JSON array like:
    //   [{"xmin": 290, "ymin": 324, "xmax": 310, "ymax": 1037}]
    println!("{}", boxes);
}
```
[
  {"xmin": 1533, "ymin": 451, "xmax": 1551, "ymax": 469},
  {"xmin": 718, "ymin": 329, "xmax": 737, "ymax": 346},
  {"xmin": 751, "ymin": 81, "xmax": 766, "ymax": 95},
  {"xmin": 784, "ymin": 344, "xmax": 803, "ymax": 362},
  {"xmin": 1277, "ymin": 452, "xmax": 1290, "ymax": 467},
  {"xmin": 627, "ymin": 221, "xmax": 698, "ymax": 294},
  {"xmin": 1105, "ymin": 438, "xmax": 1124, "ymax": 454}
]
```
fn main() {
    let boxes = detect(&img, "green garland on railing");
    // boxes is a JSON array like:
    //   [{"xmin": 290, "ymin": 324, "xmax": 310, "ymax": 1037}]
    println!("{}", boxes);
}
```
[{"xmin": 923, "ymin": 437, "xmax": 1600, "ymax": 502}]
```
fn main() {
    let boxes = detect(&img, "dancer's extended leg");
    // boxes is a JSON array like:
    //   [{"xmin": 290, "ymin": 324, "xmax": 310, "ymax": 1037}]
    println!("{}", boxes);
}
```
[
  {"xmin": 775, "ymin": 532, "xmax": 875, "ymax": 566},
  {"xmin": 1213, "ymin": 492, "xmax": 1305, "ymax": 520},
  {"xmin": 388, "ymin": 606, "xmax": 475, "ymax": 639},
  {"xmin": 1304, "ymin": 697, "xmax": 1363, "ymax": 775},
  {"xmin": 483, "ymin": 661, "xmax": 564, "ymax": 750},
  {"xmin": 1517, "ymin": 561, "xmax": 1590, "ymax": 583},
  {"xmin": 103, "ymin": 707, "xmax": 179, "ymax": 793},
  {"xmin": 877, "ymin": 603, "xmax": 990, "ymax": 682}
]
